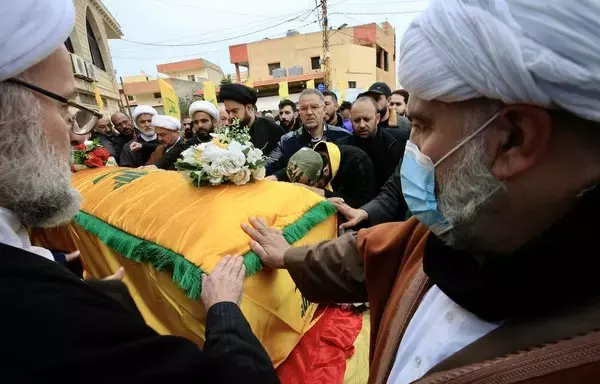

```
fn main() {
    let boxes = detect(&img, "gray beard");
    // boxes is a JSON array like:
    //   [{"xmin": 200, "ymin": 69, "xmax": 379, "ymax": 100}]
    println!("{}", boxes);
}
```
[
  {"xmin": 0, "ymin": 116, "xmax": 80, "ymax": 228},
  {"xmin": 437, "ymin": 138, "xmax": 504, "ymax": 248}
]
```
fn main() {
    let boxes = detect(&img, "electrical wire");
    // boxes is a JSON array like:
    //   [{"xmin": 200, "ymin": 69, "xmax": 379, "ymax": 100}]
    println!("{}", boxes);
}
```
[{"xmin": 119, "ymin": 2, "xmax": 323, "ymax": 47}]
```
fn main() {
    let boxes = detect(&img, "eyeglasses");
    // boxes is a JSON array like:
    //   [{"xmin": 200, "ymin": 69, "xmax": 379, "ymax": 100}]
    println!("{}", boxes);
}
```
[
  {"xmin": 298, "ymin": 104, "xmax": 323, "ymax": 114},
  {"xmin": 6, "ymin": 77, "xmax": 102, "ymax": 135}
]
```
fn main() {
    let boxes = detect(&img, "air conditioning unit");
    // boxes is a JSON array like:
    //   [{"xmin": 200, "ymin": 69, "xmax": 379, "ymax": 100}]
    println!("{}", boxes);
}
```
[
  {"xmin": 288, "ymin": 66, "xmax": 303, "ymax": 76},
  {"xmin": 70, "ymin": 53, "xmax": 87, "ymax": 79},
  {"xmin": 84, "ymin": 61, "xmax": 98, "ymax": 82},
  {"xmin": 272, "ymin": 68, "xmax": 287, "ymax": 78}
]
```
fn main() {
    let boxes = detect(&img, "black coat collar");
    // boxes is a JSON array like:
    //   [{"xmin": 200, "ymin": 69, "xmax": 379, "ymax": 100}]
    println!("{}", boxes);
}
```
[{"xmin": 424, "ymin": 186, "xmax": 600, "ymax": 321}]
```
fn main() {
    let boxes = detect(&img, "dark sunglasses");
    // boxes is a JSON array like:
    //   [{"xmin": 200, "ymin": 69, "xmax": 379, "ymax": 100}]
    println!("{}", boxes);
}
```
[{"xmin": 6, "ymin": 77, "xmax": 102, "ymax": 135}]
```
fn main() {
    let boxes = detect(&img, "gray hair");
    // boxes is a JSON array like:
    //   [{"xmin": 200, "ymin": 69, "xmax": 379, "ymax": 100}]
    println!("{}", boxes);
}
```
[
  {"xmin": 299, "ymin": 89, "xmax": 325, "ymax": 103},
  {"xmin": 0, "ymin": 79, "xmax": 80, "ymax": 227}
]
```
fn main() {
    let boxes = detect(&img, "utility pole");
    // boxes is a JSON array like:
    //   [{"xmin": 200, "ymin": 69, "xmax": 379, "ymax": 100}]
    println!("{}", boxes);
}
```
[
  {"xmin": 321, "ymin": 0, "xmax": 330, "ymax": 89},
  {"xmin": 119, "ymin": 76, "xmax": 132, "ymax": 117}
]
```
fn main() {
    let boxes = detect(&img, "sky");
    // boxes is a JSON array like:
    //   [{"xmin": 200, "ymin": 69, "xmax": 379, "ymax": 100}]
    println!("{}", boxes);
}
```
[{"xmin": 103, "ymin": 0, "xmax": 429, "ymax": 78}]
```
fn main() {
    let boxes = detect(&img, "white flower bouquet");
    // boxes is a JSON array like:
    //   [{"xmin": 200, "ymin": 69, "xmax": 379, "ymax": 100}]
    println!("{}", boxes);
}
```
[{"xmin": 176, "ymin": 119, "xmax": 266, "ymax": 187}]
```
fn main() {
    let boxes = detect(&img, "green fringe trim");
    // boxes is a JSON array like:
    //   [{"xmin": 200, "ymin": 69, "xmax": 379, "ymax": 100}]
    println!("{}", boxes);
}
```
[{"xmin": 73, "ymin": 200, "xmax": 336, "ymax": 303}]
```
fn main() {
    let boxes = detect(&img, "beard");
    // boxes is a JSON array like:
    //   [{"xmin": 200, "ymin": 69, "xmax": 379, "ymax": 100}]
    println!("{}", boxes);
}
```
[
  {"xmin": 240, "ymin": 110, "xmax": 252, "ymax": 127},
  {"xmin": 436, "ymin": 138, "xmax": 505, "ymax": 249},
  {"xmin": 0, "ymin": 99, "xmax": 80, "ymax": 228}
]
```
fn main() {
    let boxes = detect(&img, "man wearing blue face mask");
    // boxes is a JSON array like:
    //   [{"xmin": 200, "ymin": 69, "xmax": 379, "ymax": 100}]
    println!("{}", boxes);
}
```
[{"xmin": 242, "ymin": 0, "xmax": 600, "ymax": 382}]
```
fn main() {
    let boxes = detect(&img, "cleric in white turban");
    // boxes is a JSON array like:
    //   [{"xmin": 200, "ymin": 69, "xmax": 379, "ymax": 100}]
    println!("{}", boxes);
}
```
[
  {"xmin": 141, "ymin": 115, "xmax": 188, "ymax": 170},
  {"xmin": 188, "ymin": 100, "xmax": 219, "ymax": 144},
  {"xmin": 241, "ymin": 1, "xmax": 600, "ymax": 383},
  {"xmin": 131, "ymin": 105, "xmax": 158, "ymax": 141}
]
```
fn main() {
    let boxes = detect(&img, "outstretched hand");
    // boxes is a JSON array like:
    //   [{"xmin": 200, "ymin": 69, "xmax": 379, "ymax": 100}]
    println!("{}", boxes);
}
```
[
  {"xmin": 201, "ymin": 256, "xmax": 246, "ymax": 311},
  {"xmin": 328, "ymin": 197, "xmax": 368, "ymax": 229},
  {"xmin": 241, "ymin": 217, "xmax": 289, "ymax": 269}
]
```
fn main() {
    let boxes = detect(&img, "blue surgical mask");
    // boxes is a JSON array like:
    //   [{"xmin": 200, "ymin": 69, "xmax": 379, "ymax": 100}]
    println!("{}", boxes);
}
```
[{"xmin": 400, "ymin": 112, "xmax": 500, "ymax": 236}]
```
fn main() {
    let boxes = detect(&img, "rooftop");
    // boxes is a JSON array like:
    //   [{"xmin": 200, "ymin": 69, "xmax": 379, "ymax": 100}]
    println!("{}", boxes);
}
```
[{"xmin": 157, "ymin": 58, "xmax": 223, "ymax": 75}]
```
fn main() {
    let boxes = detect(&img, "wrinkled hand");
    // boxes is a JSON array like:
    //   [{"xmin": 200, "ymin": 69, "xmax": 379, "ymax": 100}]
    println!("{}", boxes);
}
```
[
  {"xmin": 130, "ymin": 142, "xmax": 142, "ymax": 152},
  {"xmin": 328, "ymin": 197, "xmax": 368, "ymax": 229},
  {"xmin": 265, "ymin": 175, "xmax": 278, "ymax": 181},
  {"xmin": 201, "ymin": 256, "xmax": 246, "ymax": 311},
  {"xmin": 241, "ymin": 217, "xmax": 289, "ymax": 269}
]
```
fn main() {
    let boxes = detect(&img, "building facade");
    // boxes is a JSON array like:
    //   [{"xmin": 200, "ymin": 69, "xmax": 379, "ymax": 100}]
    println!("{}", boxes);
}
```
[
  {"xmin": 67, "ymin": 0, "xmax": 122, "ymax": 116},
  {"xmin": 157, "ymin": 58, "xmax": 224, "ymax": 84},
  {"xmin": 228, "ymin": 22, "xmax": 396, "ymax": 109}
]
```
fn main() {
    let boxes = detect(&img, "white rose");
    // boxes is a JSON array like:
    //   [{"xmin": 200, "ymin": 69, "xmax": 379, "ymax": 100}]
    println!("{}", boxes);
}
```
[
  {"xmin": 246, "ymin": 148, "xmax": 264, "ymax": 165},
  {"xmin": 251, "ymin": 167, "xmax": 266, "ymax": 180},
  {"xmin": 84, "ymin": 140, "xmax": 94, "ymax": 146},
  {"xmin": 230, "ymin": 167, "xmax": 252, "ymax": 185},
  {"xmin": 217, "ymin": 155, "xmax": 242, "ymax": 177},
  {"xmin": 181, "ymin": 147, "xmax": 198, "ymax": 164},
  {"xmin": 209, "ymin": 175, "xmax": 223, "ymax": 185},
  {"xmin": 227, "ymin": 142, "xmax": 247, "ymax": 168}
]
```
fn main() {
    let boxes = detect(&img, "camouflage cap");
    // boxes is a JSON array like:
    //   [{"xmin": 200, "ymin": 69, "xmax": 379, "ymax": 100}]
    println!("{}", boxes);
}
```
[{"xmin": 287, "ymin": 148, "xmax": 323, "ymax": 184}]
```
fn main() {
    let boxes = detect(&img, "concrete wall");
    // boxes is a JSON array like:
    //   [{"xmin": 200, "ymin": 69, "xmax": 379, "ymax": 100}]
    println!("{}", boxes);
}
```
[
  {"xmin": 241, "ymin": 24, "xmax": 396, "ymax": 90},
  {"xmin": 330, "ymin": 44, "xmax": 377, "ymax": 91},
  {"xmin": 71, "ymin": 0, "xmax": 121, "ymax": 115},
  {"xmin": 246, "ymin": 31, "xmax": 355, "ymax": 81}
]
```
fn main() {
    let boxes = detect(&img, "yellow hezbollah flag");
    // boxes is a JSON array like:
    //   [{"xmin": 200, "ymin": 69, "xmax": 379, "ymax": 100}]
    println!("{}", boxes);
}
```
[
  {"xmin": 244, "ymin": 77, "xmax": 253, "ymax": 88},
  {"xmin": 279, "ymin": 81, "xmax": 289, "ymax": 100},
  {"xmin": 306, "ymin": 79, "xmax": 315, "ymax": 89},
  {"xmin": 44, "ymin": 168, "xmax": 337, "ymax": 366},
  {"xmin": 338, "ymin": 80, "xmax": 346, "ymax": 102},
  {"xmin": 203, "ymin": 81, "xmax": 217, "ymax": 106},
  {"xmin": 158, "ymin": 78, "xmax": 180, "ymax": 120},
  {"xmin": 93, "ymin": 83, "xmax": 104, "ymax": 112}
]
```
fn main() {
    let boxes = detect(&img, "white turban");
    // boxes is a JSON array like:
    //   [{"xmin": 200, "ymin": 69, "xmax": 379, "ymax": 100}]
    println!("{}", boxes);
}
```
[
  {"xmin": 132, "ymin": 105, "xmax": 158, "ymax": 126},
  {"xmin": 0, "ymin": 0, "xmax": 75, "ymax": 80},
  {"xmin": 151, "ymin": 115, "xmax": 181, "ymax": 131},
  {"xmin": 399, "ymin": 0, "xmax": 600, "ymax": 122},
  {"xmin": 189, "ymin": 101, "xmax": 218, "ymax": 121}
]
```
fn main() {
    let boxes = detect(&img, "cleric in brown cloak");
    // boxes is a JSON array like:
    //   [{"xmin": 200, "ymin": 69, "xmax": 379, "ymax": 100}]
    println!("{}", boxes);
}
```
[{"xmin": 243, "ymin": 0, "xmax": 600, "ymax": 383}]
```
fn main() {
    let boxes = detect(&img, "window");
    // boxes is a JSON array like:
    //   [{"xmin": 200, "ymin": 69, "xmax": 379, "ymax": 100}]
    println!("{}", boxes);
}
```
[
  {"xmin": 86, "ymin": 19, "xmax": 106, "ymax": 71},
  {"xmin": 64, "ymin": 38, "xmax": 74, "ymax": 54},
  {"xmin": 268, "ymin": 62, "xmax": 281, "ymax": 75},
  {"xmin": 127, "ymin": 95, "xmax": 134, "ymax": 101},
  {"xmin": 188, "ymin": 74, "xmax": 196, "ymax": 82},
  {"xmin": 376, "ymin": 46, "xmax": 383, "ymax": 70},
  {"xmin": 384, "ymin": 50, "xmax": 389, "ymax": 72},
  {"xmin": 153, "ymin": 92, "xmax": 161, "ymax": 99},
  {"xmin": 311, "ymin": 56, "xmax": 321, "ymax": 70},
  {"xmin": 348, "ymin": 81, "xmax": 356, "ymax": 89}
]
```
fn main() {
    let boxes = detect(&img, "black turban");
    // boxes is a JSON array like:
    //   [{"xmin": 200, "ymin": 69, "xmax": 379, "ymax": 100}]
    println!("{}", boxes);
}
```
[{"xmin": 219, "ymin": 84, "xmax": 258, "ymax": 105}]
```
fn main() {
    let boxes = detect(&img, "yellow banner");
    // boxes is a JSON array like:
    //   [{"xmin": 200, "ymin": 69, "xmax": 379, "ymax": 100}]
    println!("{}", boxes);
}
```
[
  {"xmin": 338, "ymin": 80, "xmax": 346, "ymax": 102},
  {"xmin": 93, "ymin": 83, "xmax": 104, "ymax": 112},
  {"xmin": 244, "ymin": 77, "xmax": 254, "ymax": 88},
  {"xmin": 279, "ymin": 81, "xmax": 289, "ymax": 100},
  {"xmin": 203, "ymin": 81, "xmax": 218, "ymax": 106},
  {"xmin": 158, "ymin": 78, "xmax": 181, "ymax": 119},
  {"xmin": 306, "ymin": 79, "xmax": 315, "ymax": 89}
]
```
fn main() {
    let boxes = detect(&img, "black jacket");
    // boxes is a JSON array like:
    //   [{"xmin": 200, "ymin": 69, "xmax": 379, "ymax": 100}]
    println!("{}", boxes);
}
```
[
  {"xmin": 120, "ymin": 136, "xmax": 159, "ymax": 168},
  {"xmin": 338, "ymin": 127, "xmax": 406, "ymax": 191},
  {"xmin": 93, "ymin": 132, "xmax": 133, "ymax": 162},
  {"xmin": 155, "ymin": 138, "xmax": 189, "ymax": 170},
  {"xmin": 250, "ymin": 117, "xmax": 285, "ymax": 156},
  {"xmin": 266, "ymin": 125, "xmax": 350, "ymax": 179},
  {"xmin": 362, "ymin": 162, "xmax": 408, "ymax": 225},
  {"xmin": 0, "ymin": 243, "xmax": 279, "ymax": 384},
  {"xmin": 324, "ymin": 144, "xmax": 376, "ymax": 209}
]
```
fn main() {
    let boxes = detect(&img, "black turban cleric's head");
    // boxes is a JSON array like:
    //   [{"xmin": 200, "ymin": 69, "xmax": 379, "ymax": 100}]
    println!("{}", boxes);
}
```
[{"xmin": 219, "ymin": 84, "xmax": 258, "ymax": 106}]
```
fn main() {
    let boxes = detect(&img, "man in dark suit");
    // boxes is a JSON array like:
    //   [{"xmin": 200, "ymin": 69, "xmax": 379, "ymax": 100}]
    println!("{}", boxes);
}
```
[{"xmin": 0, "ymin": 2, "xmax": 279, "ymax": 382}]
